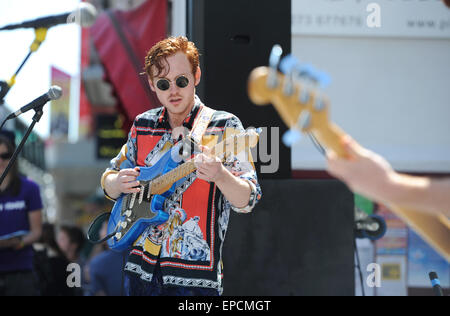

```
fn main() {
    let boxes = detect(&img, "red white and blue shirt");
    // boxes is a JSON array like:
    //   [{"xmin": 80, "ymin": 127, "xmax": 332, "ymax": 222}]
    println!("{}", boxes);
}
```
[{"xmin": 102, "ymin": 96, "xmax": 261, "ymax": 293}]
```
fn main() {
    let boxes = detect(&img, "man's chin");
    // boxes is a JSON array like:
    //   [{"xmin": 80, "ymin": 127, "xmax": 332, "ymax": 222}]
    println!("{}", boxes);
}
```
[{"xmin": 166, "ymin": 104, "xmax": 186, "ymax": 113}]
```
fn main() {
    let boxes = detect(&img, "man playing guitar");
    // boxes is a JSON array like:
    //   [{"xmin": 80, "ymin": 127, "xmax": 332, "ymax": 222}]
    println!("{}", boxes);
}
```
[{"xmin": 101, "ymin": 36, "xmax": 261, "ymax": 296}]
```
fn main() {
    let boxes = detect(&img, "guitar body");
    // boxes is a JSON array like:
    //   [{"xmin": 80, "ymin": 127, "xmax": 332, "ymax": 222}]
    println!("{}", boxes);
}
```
[{"xmin": 107, "ymin": 146, "xmax": 185, "ymax": 251}]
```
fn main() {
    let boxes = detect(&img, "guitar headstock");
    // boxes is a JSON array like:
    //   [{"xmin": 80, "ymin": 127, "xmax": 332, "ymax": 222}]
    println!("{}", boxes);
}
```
[
  {"xmin": 248, "ymin": 46, "xmax": 331, "ymax": 133},
  {"xmin": 248, "ymin": 46, "xmax": 347, "ymax": 157},
  {"xmin": 212, "ymin": 127, "xmax": 261, "ymax": 161}
]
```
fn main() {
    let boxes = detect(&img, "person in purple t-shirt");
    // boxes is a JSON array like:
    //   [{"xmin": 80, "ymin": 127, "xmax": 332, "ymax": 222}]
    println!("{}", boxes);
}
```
[{"xmin": 0, "ymin": 132, "xmax": 43, "ymax": 296}]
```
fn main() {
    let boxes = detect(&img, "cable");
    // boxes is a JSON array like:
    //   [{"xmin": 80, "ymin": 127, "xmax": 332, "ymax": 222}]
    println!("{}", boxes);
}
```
[
  {"xmin": 353, "ymin": 236, "xmax": 366, "ymax": 296},
  {"xmin": 0, "ymin": 117, "xmax": 9, "ymax": 131},
  {"xmin": 308, "ymin": 132, "xmax": 365, "ymax": 296}
]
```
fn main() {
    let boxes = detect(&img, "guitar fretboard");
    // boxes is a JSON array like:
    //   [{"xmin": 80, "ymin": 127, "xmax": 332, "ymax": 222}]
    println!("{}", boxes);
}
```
[{"xmin": 150, "ymin": 160, "xmax": 197, "ymax": 195}]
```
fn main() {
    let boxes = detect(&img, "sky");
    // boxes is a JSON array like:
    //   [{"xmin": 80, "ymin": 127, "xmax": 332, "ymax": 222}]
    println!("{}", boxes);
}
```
[{"xmin": 0, "ymin": 0, "xmax": 81, "ymax": 139}]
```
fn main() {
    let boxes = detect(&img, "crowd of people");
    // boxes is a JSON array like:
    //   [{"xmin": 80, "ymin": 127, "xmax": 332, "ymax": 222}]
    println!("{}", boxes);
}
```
[
  {"xmin": 0, "ymin": 130, "xmax": 124, "ymax": 296},
  {"xmin": 33, "ymin": 222, "xmax": 125, "ymax": 296}
]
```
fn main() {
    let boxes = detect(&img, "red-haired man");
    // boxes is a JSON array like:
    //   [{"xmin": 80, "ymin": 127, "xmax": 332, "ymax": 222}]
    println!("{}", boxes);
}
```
[{"xmin": 101, "ymin": 36, "xmax": 261, "ymax": 296}]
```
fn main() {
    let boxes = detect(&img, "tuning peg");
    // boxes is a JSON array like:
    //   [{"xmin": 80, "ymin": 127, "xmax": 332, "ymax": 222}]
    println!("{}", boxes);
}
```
[
  {"xmin": 298, "ymin": 88, "xmax": 310, "ymax": 105},
  {"xmin": 280, "ymin": 55, "xmax": 301, "ymax": 96},
  {"xmin": 314, "ymin": 98, "xmax": 326, "ymax": 111},
  {"xmin": 314, "ymin": 70, "xmax": 331, "ymax": 89},
  {"xmin": 267, "ymin": 44, "xmax": 283, "ymax": 88},
  {"xmin": 298, "ymin": 64, "xmax": 331, "ymax": 88},
  {"xmin": 279, "ymin": 54, "xmax": 300, "ymax": 75},
  {"xmin": 282, "ymin": 129, "xmax": 302, "ymax": 147},
  {"xmin": 297, "ymin": 63, "xmax": 315, "ymax": 79},
  {"xmin": 269, "ymin": 44, "xmax": 283, "ymax": 69}
]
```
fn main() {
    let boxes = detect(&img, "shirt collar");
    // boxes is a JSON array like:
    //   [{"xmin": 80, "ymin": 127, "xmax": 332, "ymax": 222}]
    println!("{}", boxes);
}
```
[{"xmin": 157, "ymin": 95, "xmax": 204, "ymax": 130}]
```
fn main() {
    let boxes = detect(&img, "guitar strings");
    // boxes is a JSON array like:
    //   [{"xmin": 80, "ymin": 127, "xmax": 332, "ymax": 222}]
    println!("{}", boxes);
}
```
[{"xmin": 308, "ymin": 132, "xmax": 326, "ymax": 157}]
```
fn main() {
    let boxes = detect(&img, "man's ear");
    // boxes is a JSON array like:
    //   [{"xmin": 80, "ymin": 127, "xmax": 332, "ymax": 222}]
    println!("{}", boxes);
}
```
[
  {"xmin": 194, "ymin": 67, "xmax": 201, "ymax": 86},
  {"xmin": 148, "ymin": 78, "xmax": 156, "ymax": 92}
]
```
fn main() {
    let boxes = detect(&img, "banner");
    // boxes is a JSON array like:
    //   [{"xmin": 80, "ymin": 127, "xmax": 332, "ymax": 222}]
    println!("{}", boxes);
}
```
[
  {"xmin": 95, "ymin": 114, "xmax": 127, "ymax": 159},
  {"xmin": 292, "ymin": 0, "xmax": 450, "ymax": 38},
  {"xmin": 50, "ymin": 66, "xmax": 71, "ymax": 140},
  {"xmin": 91, "ymin": 0, "xmax": 166, "ymax": 131},
  {"xmin": 375, "ymin": 204, "xmax": 408, "ymax": 256}
]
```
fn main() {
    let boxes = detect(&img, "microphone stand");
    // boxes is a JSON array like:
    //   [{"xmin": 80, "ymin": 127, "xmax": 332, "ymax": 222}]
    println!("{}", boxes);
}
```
[
  {"xmin": 0, "ymin": 28, "xmax": 48, "ymax": 105},
  {"xmin": 0, "ymin": 106, "xmax": 44, "ymax": 186}
]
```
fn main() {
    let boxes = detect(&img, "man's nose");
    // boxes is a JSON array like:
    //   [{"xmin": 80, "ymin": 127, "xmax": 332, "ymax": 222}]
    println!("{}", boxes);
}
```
[{"xmin": 168, "ymin": 80, "xmax": 180, "ymax": 93}]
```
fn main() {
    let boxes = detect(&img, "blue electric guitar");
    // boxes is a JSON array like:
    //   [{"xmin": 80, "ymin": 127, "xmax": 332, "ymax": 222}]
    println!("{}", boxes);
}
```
[{"xmin": 99, "ymin": 128, "xmax": 260, "ymax": 251}]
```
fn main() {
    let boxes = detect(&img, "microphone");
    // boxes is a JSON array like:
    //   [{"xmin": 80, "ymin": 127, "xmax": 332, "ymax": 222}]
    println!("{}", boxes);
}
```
[
  {"xmin": 429, "ymin": 272, "xmax": 444, "ymax": 296},
  {"xmin": 0, "ymin": 3, "xmax": 97, "ymax": 31},
  {"xmin": 6, "ymin": 86, "xmax": 62, "ymax": 119},
  {"xmin": 355, "ymin": 211, "xmax": 387, "ymax": 241}
]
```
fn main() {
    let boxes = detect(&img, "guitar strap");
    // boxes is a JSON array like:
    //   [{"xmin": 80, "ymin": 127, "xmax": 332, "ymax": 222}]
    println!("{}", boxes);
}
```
[{"xmin": 187, "ymin": 105, "xmax": 215, "ymax": 147}]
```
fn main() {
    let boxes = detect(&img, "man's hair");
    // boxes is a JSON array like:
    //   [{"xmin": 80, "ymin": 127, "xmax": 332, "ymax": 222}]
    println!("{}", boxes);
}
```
[{"xmin": 144, "ymin": 36, "xmax": 200, "ymax": 81}]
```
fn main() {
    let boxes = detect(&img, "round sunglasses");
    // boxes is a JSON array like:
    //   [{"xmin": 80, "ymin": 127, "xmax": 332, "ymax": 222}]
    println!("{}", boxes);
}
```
[{"xmin": 156, "ymin": 75, "xmax": 189, "ymax": 91}]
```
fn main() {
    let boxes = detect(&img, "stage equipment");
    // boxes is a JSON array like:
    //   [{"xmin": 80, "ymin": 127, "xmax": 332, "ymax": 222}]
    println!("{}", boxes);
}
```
[
  {"xmin": 0, "ymin": 86, "xmax": 62, "ymax": 187},
  {"xmin": 0, "ymin": 2, "xmax": 97, "ymax": 30},
  {"xmin": 186, "ymin": 0, "xmax": 292, "ymax": 178}
]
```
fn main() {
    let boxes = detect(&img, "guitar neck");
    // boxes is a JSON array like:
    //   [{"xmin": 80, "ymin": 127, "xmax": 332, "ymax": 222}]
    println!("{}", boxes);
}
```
[
  {"xmin": 249, "ymin": 66, "xmax": 348, "ymax": 159},
  {"xmin": 311, "ymin": 122, "xmax": 348, "ymax": 158},
  {"xmin": 148, "ymin": 139, "xmax": 233, "ymax": 195},
  {"xmin": 150, "ymin": 160, "xmax": 196, "ymax": 195},
  {"xmin": 248, "ymin": 61, "xmax": 450, "ymax": 260}
]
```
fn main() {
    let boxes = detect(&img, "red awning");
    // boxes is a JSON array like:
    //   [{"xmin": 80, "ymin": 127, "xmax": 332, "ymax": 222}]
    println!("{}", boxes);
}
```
[{"xmin": 90, "ymin": 0, "xmax": 166, "ymax": 129}]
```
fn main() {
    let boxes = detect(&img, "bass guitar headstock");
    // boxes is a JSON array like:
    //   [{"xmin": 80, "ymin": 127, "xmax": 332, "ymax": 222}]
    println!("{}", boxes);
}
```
[{"xmin": 248, "ymin": 45, "xmax": 347, "ymax": 158}]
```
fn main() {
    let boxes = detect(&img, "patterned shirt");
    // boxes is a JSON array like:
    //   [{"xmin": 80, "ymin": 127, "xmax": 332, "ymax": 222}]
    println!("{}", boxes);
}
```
[{"xmin": 101, "ymin": 95, "xmax": 262, "ymax": 294}]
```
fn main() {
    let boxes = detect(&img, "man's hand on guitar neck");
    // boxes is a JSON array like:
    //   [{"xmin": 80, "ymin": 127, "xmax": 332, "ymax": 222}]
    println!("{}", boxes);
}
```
[
  {"xmin": 195, "ymin": 145, "xmax": 252, "ymax": 209},
  {"xmin": 326, "ymin": 135, "xmax": 396, "ymax": 203},
  {"xmin": 326, "ymin": 135, "xmax": 450, "ymax": 217},
  {"xmin": 103, "ymin": 167, "xmax": 141, "ymax": 200},
  {"xmin": 194, "ymin": 145, "xmax": 227, "ymax": 183}
]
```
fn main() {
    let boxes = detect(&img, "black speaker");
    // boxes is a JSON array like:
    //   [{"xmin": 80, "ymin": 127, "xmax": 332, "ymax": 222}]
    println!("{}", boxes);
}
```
[
  {"xmin": 187, "ymin": 0, "xmax": 292, "ymax": 179},
  {"xmin": 222, "ymin": 179, "xmax": 355, "ymax": 295}
]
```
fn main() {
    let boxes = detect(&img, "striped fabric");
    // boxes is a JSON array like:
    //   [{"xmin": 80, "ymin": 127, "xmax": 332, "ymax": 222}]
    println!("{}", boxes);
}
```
[{"xmin": 103, "ymin": 95, "xmax": 261, "ymax": 294}]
